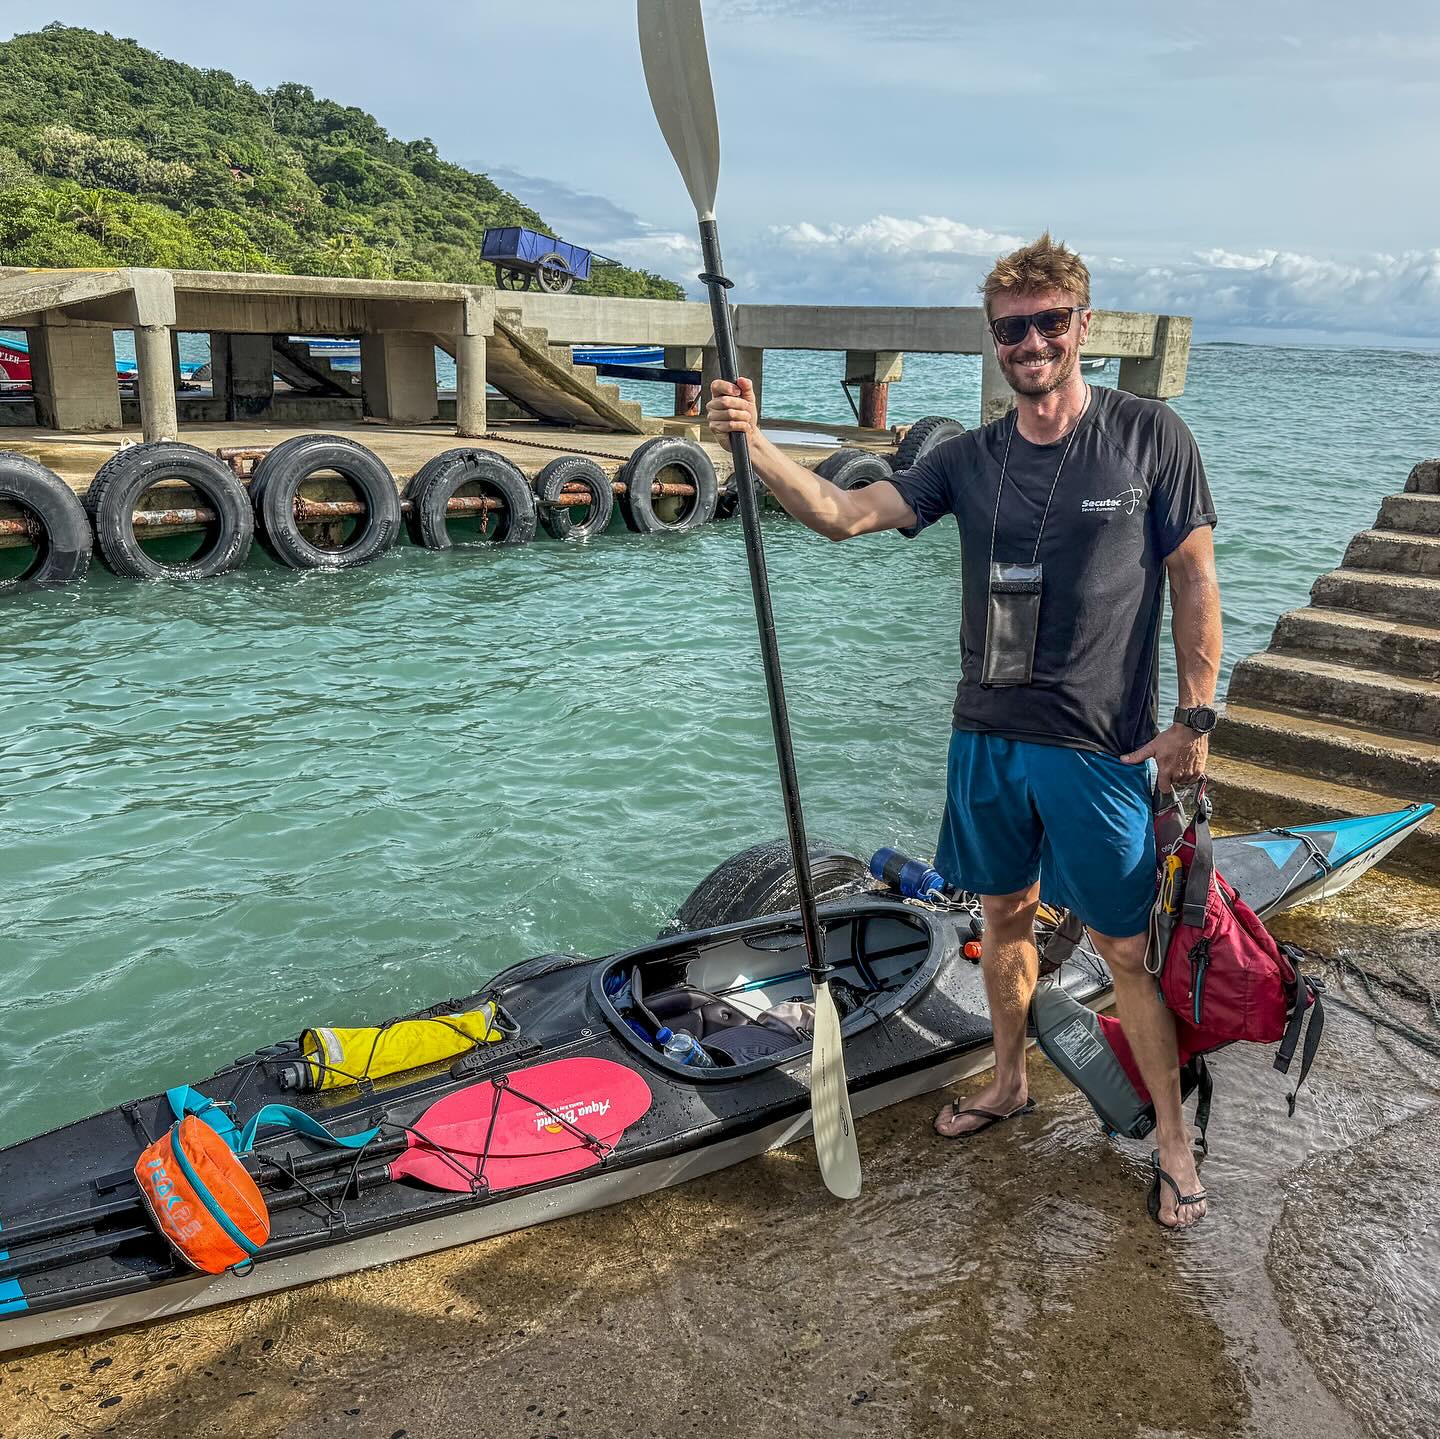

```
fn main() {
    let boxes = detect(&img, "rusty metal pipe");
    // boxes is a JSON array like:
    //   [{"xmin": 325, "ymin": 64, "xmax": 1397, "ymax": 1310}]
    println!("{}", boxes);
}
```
[
  {"xmin": 130, "ymin": 507, "xmax": 218, "ymax": 528},
  {"xmin": 858, "ymin": 380, "xmax": 889, "ymax": 429},
  {"xmin": 216, "ymin": 446, "xmax": 273, "ymax": 479},
  {"xmin": 94, "ymin": 480, "xmax": 696, "ymax": 531}
]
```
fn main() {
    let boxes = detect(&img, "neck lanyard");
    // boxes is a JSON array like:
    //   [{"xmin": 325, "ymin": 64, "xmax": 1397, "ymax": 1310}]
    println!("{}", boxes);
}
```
[{"xmin": 986, "ymin": 385, "xmax": 1090, "ymax": 569}]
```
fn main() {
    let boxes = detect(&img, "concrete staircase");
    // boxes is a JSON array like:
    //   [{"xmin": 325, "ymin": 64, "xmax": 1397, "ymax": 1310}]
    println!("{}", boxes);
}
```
[
  {"xmin": 458, "ymin": 310, "xmax": 655, "ymax": 434},
  {"xmin": 1210, "ymin": 459, "xmax": 1440, "ymax": 874}
]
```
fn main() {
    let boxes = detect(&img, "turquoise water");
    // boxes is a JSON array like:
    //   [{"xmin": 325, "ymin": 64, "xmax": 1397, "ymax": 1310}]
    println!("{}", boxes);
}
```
[{"xmin": 0, "ymin": 342, "xmax": 1436, "ymax": 1147}]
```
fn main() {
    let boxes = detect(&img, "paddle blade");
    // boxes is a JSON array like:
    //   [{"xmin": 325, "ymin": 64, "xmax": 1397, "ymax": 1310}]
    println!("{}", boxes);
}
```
[
  {"xmin": 637, "ymin": 0, "xmax": 720, "ymax": 219},
  {"xmin": 809, "ymin": 980, "xmax": 862, "ymax": 1200}
]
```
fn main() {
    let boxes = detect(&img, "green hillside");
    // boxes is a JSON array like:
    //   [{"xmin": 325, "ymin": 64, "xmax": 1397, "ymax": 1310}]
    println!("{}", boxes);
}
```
[{"xmin": 0, "ymin": 23, "xmax": 682, "ymax": 298}]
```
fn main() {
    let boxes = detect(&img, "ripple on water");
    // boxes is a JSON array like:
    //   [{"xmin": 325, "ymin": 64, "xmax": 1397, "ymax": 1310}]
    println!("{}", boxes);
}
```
[{"xmin": 0, "ymin": 343, "xmax": 1437, "ymax": 1435}]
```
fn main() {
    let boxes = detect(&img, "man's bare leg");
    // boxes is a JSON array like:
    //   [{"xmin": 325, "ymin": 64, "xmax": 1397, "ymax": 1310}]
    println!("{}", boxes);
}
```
[
  {"xmin": 935, "ymin": 884, "xmax": 1041, "ymax": 1137},
  {"xmin": 1088, "ymin": 927, "xmax": 1207, "ymax": 1228}
]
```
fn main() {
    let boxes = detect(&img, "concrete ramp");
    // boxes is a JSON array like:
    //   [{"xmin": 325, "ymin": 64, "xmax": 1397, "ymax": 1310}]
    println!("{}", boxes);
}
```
[
  {"xmin": 478, "ymin": 309, "xmax": 654, "ymax": 433},
  {"xmin": 272, "ymin": 338, "xmax": 358, "ymax": 396}
]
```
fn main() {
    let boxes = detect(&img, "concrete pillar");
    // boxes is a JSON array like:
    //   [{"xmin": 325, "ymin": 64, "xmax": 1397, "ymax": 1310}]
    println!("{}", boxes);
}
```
[
  {"xmin": 665, "ymin": 346, "xmax": 703, "ymax": 417},
  {"xmin": 225, "ymin": 335, "xmax": 274, "ymax": 420},
  {"xmin": 134, "ymin": 324, "xmax": 179, "ymax": 440},
  {"xmin": 361, "ymin": 332, "xmax": 439, "ymax": 424},
  {"xmin": 703, "ymin": 344, "xmax": 764, "ymax": 418},
  {"xmin": 1118, "ymin": 315, "xmax": 1192, "ymax": 400},
  {"xmin": 206, "ymin": 331, "xmax": 229, "ymax": 400},
  {"xmin": 980, "ymin": 333, "xmax": 1015, "ymax": 427},
  {"xmin": 845, "ymin": 350, "xmax": 903, "ymax": 429},
  {"xmin": 27, "ymin": 324, "xmax": 122, "ymax": 432},
  {"xmin": 454, "ymin": 330, "xmax": 487, "ymax": 437}
]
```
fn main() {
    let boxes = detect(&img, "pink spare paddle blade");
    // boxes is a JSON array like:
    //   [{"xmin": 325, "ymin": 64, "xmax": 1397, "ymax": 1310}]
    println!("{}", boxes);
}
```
[{"xmin": 388, "ymin": 1057, "xmax": 653, "ymax": 1194}]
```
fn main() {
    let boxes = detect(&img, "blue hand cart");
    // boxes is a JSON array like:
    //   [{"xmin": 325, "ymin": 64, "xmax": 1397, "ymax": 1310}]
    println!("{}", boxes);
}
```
[{"xmin": 481, "ymin": 227, "xmax": 596, "ymax": 294}]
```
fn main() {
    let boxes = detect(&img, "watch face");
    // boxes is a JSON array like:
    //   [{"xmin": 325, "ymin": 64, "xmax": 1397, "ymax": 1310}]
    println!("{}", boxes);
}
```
[{"xmin": 1192, "ymin": 707, "xmax": 1217, "ymax": 733}]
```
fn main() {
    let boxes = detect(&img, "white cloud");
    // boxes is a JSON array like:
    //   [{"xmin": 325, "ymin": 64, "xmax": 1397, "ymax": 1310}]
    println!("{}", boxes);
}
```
[
  {"xmin": 703, "ymin": 213, "xmax": 1440, "ymax": 342},
  {"xmin": 772, "ymin": 215, "xmax": 1023, "ymax": 257},
  {"xmin": 1104, "ymin": 247, "xmax": 1440, "ymax": 338},
  {"xmin": 730, "ymin": 214, "xmax": 1025, "ymax": 306}
]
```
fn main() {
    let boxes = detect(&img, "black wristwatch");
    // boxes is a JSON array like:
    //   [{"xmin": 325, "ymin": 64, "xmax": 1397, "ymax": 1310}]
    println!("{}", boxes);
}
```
[{"xmin": 1174, "ymin": 705, "xmax": 1218, "ymax": 735}]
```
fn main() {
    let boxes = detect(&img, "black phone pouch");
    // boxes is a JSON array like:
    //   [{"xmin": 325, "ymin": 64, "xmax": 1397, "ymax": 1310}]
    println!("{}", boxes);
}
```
[{"xmin": 981, "ymin": 561, "xmax": 1043, "ymax": 686}]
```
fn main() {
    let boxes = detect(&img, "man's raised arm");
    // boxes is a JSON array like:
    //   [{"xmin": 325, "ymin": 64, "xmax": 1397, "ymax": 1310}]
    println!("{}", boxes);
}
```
[{"xmin": 706, "ymin": 378, "xmax": 918, "ymax": 541}]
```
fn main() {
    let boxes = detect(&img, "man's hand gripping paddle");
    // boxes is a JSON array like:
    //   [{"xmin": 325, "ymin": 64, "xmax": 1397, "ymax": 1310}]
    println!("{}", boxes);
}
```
[{"xmin": 636, "ymin": 0, "xmax": 861, "ymax": 1200}]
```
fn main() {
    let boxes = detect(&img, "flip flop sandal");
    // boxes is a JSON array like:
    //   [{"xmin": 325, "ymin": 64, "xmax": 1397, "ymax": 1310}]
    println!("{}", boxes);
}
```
[
  {"xmin": 933, "ymin": 1099, "xmax": 1035, "ymax": 1140},
  {"xmin": 1146, "ymin": 1150, "xmax": 1208, "ymax": 1230}
]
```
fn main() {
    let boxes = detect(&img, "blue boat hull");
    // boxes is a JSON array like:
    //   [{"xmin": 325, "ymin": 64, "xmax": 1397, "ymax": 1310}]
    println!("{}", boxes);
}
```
[{"xmin": 572, "ymin": 346, "xmax": 664, "ymax": 366}]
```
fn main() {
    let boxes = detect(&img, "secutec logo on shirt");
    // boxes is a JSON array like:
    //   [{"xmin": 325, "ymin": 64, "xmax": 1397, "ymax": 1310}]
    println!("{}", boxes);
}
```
[{"xmin": 1081, "ymin": 484, "xmax": 1146, "ymax": 515}]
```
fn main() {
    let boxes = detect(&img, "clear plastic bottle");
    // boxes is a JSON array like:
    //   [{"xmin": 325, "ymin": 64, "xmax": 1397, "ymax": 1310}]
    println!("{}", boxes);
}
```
[{"xmin": 656, "ymin": 1025, "xmax": 716, "ymax": 1069}]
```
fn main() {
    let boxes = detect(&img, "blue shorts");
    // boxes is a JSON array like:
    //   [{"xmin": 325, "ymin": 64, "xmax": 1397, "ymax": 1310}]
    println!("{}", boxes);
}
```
[{"xmin": 935, "ymin": 730, "xmax": 1157, "ymax": 938}]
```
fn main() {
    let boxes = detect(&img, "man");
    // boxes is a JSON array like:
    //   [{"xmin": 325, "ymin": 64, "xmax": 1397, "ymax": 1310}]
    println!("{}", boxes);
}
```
[{"xmin": 705, "ymin": 233, "xmax": 1221, "ymax": 1229}]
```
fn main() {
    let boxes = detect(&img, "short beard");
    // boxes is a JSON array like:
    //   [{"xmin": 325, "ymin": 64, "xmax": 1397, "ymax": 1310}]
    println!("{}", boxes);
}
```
[{"xmin": 1002, "ymin": 345, "xmax": 1078, "ymax": 397}]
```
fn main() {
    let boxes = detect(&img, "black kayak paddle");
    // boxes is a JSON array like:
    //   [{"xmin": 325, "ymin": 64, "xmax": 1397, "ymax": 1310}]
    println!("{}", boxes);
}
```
[{"xmin": 636, "ymin": 0, "xmax": 861, "ymax": 1200}]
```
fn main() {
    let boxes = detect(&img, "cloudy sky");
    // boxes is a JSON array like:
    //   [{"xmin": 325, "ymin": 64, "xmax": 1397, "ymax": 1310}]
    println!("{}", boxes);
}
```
[{"xmin": 11, "ymin": 2, "xmax": 1440, "ymax": 346}]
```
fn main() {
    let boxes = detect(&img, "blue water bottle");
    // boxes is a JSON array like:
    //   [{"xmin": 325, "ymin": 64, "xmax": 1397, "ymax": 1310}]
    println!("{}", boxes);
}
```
[
  {"xmin": 656, "ymin": 1026, "xmax": 716, "ymax": 1069},
  {"xmin": 869, "ymin": 847, "xmax": 947, "ymax": 901}
]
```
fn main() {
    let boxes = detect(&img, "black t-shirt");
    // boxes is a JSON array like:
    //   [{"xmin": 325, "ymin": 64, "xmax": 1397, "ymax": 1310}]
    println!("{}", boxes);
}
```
[{"xmin": 888, "ymin": 385, "xmax": 1217, "ymax": 757}]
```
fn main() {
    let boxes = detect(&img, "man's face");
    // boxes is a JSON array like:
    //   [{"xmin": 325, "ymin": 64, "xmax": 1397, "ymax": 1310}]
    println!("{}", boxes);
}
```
[{"xmin": 989, "ymin": 287, "xmax": 1091, "ymax": 398}]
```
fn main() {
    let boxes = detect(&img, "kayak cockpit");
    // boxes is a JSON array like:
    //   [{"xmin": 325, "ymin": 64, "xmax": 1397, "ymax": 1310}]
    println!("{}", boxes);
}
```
[{"xmin": 594, "ymin": 899, "xmax": 948, "ymax": 1079}]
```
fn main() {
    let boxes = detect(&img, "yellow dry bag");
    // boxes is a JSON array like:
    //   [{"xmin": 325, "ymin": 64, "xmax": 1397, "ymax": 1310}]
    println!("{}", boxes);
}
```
[{"xmin": 296, "ymin": 1003, "xmax": 504, "ymax": 1090}]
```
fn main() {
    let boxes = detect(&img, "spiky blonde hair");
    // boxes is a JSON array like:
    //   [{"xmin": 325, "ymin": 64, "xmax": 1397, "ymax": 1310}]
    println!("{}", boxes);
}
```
[{"xmin": 981, "ymin": 232, "xmax": 1091, "ymax": 315}]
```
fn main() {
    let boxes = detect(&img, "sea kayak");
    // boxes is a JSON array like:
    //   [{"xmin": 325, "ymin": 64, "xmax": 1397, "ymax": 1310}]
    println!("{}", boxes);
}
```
[{"xmin": 0, "ymin": 804, "xmax": 1428, "ymax": 1353}]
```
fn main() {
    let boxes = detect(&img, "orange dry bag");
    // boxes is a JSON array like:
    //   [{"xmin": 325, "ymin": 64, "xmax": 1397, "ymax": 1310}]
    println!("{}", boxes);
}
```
[{"xmin": 134, "ymin": 1115, "xmax": 270, "ymax": 1274}]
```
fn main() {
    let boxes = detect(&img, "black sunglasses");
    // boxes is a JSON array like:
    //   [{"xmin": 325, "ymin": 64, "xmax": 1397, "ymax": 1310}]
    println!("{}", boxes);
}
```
[{"xmin": 989, "ymin": 306, "xmax": 1087, "ymax": 347}]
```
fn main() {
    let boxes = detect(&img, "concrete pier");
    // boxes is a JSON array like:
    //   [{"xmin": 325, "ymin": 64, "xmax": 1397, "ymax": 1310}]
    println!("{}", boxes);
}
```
[
  {"xmin": 133, "ymin": 324, "xmax": 177, "ymax": 440},
  {"xmin": 26, "ymin": 323, "xmax": 122, "ymax": 431},
  {"xmin": 1210, "ymin": 458, "xmax": 1440, "ymax": 874},
  {"xmin": 2, "ymin": 268, "xmax": 1194, "ymax": 445},
  {"xmin": 666, "ymin": 346, "xmax": 703, "ymax": 417},
  {"xmin": 360, "ymin": 332, "xmax": 439, "ymax": 424},
  {"xmin": 846, "ymin": 350, "xmax": 903, "ymax": 429},
  {"xmin": 224, "ymin": 334, "xmax": 276, "ymax": 419}
]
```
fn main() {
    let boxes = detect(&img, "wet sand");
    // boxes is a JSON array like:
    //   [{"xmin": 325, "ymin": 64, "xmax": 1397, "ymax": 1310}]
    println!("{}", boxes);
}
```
[{"xmin": 4, "ymin": 868, "xmax": 1437, "ymax": 1439}]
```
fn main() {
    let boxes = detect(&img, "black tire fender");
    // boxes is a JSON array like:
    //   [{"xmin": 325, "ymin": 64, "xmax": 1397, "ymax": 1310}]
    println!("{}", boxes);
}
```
[
  {"xmin": 89, "ymin": 441, "xmax": 252, "ymax": 580},
  {"xmin": 409, "ymin": 448, "xmax": 536, "ymax": 549},
  {"xmin": 251, "ymin": 434, "xmax": 400, "ymax": 570},
  {"xmin": 617, "ymin": 436, "xmax": 717, "ymax": 534},
  {"xmin": 0, "ymin": 452, "xmax": 91, "ymax": 590},
  {"xmin": 893, "ymin": 416, "xmax": 966, "ymax": 472},
  {"xmin": 535, "ymin": 455, "xmax": 614, "ymax": 541},
  {"xmin": 814, "ymin": 448, "xmax": 893, "ymax": 490},
  {"xmin": 670, "ymin": 839, "xmax": 875, "ymax": 934},
  {"xmin": 399, "ymin": 465, "xmax": 433, "ymax": 546}
]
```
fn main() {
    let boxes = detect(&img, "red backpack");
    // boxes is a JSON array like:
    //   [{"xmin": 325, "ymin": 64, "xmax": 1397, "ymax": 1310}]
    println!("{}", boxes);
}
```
[{"xmin": 1046, "ymin": 784, "xmax": 1324, "ymax": 1150}]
